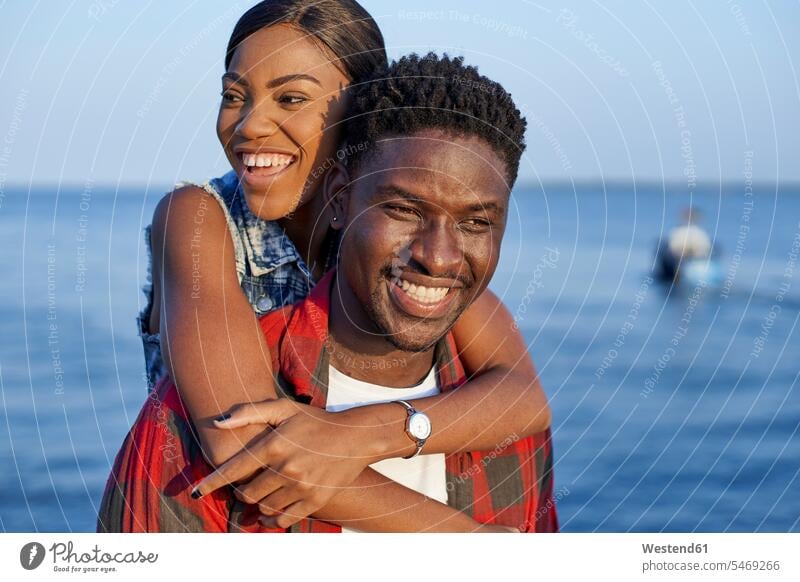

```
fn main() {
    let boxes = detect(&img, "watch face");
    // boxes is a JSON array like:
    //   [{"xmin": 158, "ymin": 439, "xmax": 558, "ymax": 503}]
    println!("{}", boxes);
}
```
[{"xmin": 408, "ymin": 412, "xmax": 432, "ymax": 440}]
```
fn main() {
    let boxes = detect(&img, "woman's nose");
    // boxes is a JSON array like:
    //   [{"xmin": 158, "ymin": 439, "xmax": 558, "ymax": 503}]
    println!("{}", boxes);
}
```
[{"xmin": 235, "ymin": 101, "xmax": 279, "ymax": 140}]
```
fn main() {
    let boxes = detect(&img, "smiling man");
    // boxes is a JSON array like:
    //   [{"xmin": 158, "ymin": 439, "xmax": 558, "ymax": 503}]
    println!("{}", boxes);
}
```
[
  {"xmin": 99, "ymin": 53, "xmax": 557, "ymax": 533},
  {"xmin": 333, "ymin": 128, "xmax": 506, "ymax": 352}
]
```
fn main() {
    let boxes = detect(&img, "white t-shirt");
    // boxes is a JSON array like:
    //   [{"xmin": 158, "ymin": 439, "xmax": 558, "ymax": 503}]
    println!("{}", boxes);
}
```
[{"xmin": 326, "ymin": 364, "xmax": 448, "ymax": 533}]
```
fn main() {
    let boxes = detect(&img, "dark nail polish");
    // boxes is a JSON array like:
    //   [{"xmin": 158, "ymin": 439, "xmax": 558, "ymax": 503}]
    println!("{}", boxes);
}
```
[
  {"xmin": 191, "ymin": 488, "xmax": 203, "ymax": 499},
  {"xmin": 215, "ymin": 413, "xmax": 231, "ymax": 422}
]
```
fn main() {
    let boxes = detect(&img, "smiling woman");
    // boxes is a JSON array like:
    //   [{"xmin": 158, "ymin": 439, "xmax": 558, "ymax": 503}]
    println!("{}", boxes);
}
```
[
  {"xmin": 216, "ymin": 23, "xmax": 351, "ymax": 221},
  {"xmin": 137, "ymin": 0, "xmax": 388, "ymax": 436}
]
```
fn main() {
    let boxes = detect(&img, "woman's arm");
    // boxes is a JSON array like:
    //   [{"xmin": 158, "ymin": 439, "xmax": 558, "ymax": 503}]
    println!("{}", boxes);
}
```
[
  {"xmin": 156, "ymin": 189, "xmax": 548, "ymax": 527},
  {"xmin": 191, "ymin": 400, "xmax": 518, "ymax": 531},
  {"xmin": 256, "ymin": 466, "xmax": 503, "ymax": 532},
  {"xmin": 413, "ymin": 287, "xmax": 551, "ymax": 451},
  {"xmin": 150, "ymin": 186, "xmax": 280, "ymax": 466},
  {"xmin": 297, "ymin": 469, "xmax": 511, "ymax": 532},
  {"xmin": 150, "ymin": 188, "xmax": 526, "ymax": 531},
  {"xmin": 191, "ymin": 289, "xmax": 550, "ymax": 525}
]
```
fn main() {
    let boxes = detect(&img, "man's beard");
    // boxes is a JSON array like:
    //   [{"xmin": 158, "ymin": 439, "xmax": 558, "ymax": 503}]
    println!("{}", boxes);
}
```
[{"xmin": 362, "ymin": 267, "xmax": 472, "ymax": 353}]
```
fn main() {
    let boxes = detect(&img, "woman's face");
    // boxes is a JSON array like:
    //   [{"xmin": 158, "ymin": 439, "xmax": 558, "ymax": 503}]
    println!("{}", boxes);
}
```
[{"xmin": 217, "ymin": 24, "xmax": 350, "ymax": 220}]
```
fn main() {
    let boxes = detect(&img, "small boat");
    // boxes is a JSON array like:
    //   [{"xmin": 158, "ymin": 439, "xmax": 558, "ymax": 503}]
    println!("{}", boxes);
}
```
[{"xmin": 654, "ymin": 241, "xmax": 723, "ymax": 288}]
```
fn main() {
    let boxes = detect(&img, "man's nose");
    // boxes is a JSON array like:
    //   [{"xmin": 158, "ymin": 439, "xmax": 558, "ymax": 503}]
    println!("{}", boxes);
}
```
[
  {"xmin": 235, "ymin": 100, "xmax": 279, "ymax": 140},
  {"xmin": 410, "ymin": 220, "xmax": 464, "ymax": 277}
]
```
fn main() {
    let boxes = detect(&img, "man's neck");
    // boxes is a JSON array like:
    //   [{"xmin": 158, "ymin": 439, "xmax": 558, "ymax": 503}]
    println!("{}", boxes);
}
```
[{"xmin": 328, "ymin": 275, "xmax": 435, "ymax": 387}]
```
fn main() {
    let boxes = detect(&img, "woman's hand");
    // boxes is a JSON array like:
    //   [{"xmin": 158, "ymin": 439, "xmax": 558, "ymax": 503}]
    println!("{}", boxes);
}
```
[{"xmin": 190, "ymin": 399, "xmax": 381, "ymax": 529}]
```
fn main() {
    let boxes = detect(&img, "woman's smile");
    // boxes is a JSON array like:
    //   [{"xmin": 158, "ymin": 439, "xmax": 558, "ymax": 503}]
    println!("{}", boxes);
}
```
[{"xmin": 235, "ymin": 149, "xmax": 298, "ymax": 188}]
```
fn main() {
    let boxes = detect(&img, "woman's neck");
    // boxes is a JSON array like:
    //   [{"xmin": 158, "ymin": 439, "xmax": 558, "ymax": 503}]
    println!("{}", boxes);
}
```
[{"xmin": 277, "ymin": 193, "xmax": 331, "ymax": 281}]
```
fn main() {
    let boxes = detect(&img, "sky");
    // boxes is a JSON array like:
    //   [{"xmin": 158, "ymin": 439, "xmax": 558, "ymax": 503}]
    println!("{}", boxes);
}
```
[{"xmin": 0, "ymin": 0, "xmax": 798, "ymax": 188}]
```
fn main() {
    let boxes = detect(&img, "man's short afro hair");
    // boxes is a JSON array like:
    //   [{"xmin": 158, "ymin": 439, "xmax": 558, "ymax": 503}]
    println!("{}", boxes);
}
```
[{"xmin": 341, "ymin": 52, "xmax": 527, "ymax": 185}]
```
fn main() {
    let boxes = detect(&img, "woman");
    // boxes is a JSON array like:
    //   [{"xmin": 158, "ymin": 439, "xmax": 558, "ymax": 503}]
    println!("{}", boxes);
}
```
[{"xmin": 99, "ymin": 0, "xmax": 552, "ymax": 532}]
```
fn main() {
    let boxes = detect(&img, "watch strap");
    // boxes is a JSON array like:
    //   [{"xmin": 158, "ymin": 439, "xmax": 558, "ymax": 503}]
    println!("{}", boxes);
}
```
[{"xmin": 395, "ymin": 400, "xmax": 426, "ymax": 459}]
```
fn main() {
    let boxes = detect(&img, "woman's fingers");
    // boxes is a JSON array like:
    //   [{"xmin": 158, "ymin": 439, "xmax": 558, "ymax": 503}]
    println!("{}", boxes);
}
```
[
  {"xmin": 258, "ymin": 501, "xmax": 319, "ymax": 530},
  {"xmin": 257, "ymin": 486, "xmax": 303, "ymax": 517},
  {"xmin": 213, "ymin": 399, "xmax": 294, "ymax": 429},
  {"xmin": 191, "ymin": 440, "xmax": 271, "ymax": 498},
  {"xmin": 234, "ymin": 466, "xmax": 283, "ymax": 506}
]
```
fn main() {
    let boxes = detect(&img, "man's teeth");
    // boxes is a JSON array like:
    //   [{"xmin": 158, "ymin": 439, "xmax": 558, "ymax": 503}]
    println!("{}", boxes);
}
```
[
  {"xmin": 242, "ymin": 153, "xmax": 294, "ymax": 168},
  {"xmin": 394, "ymin": 278, "xmax": 450, "ymax": 304}
]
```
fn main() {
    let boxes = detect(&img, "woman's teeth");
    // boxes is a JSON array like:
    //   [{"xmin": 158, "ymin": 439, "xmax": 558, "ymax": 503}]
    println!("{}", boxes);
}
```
[
  {"xmin": 393, "ymin": 277, "xmax": 450, "ymax": 304},
  {"xmin": 242, "ymin": 153, "xmax": 294, "ymax": 168}
]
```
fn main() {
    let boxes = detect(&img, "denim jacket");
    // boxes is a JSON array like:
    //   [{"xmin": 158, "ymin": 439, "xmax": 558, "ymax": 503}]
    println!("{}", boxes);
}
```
[{"xmin": 138, "ymin": 171, "xmax": 314, "ymax": 391}]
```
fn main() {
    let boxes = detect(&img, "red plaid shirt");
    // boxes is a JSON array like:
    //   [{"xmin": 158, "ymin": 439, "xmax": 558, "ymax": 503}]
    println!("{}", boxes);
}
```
[{"xmin": 98, "ymin": 271, "xmax": 558, "ymax": 533}]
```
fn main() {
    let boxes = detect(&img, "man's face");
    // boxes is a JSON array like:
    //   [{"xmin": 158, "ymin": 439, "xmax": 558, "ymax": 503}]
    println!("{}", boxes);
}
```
[{"xmin": 336, "ymin": 128, "xmax": 510, "ymax": 352}]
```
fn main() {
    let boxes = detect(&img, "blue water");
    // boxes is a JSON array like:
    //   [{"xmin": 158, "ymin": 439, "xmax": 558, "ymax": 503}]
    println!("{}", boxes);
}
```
[{"xmin": 1, "ymin": 182, "xmax": 798, "ymax": 532}]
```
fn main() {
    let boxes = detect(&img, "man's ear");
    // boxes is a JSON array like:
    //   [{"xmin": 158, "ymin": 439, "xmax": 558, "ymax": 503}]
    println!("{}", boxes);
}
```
[{"xmin": 322, "ymin": 162, "xmax": 350, "ymax": 231}]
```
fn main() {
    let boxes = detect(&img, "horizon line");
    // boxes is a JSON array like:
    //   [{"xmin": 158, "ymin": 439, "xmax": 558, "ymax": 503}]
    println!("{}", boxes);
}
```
[{"xmin": 7, "ymin": 177, "xmax": 800, "ymax": 191}]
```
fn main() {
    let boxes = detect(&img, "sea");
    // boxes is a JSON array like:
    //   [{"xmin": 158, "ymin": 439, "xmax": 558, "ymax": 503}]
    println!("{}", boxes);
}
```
[{"xmin": 1, "ymin": 181, "xmax": 798, "ymax": 532}]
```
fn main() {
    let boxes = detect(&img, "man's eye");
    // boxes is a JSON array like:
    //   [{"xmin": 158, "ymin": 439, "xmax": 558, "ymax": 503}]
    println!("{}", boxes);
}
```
[
  {"xmin": 460, "ymin": 218, "xmax": 492, "ymax": 232},
  {"xmin": 385, "ymin": 205, "xmax": 419, "ymax": 219},
  {"xmin": 279, "ymin": 94, "xmax": 308, "ymax": 105}
]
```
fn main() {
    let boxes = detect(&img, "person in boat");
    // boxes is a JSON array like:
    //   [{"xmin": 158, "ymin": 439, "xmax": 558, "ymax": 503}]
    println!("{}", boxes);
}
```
[
  {"xmin": 657, "ymin": 207, "xmax": 713, "ymax": 281},
  {"xmin": 668, "ymin": 207, "xmax": 712, "ymax": 260}
]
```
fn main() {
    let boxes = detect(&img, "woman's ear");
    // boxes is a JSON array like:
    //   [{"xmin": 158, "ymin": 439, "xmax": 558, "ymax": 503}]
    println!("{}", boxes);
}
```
[{"xmin": 323, "ymin": 162, "xmax": 350, "ymax": 231}]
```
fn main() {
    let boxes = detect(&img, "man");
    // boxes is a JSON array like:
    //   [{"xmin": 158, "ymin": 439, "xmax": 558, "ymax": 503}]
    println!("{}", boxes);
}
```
[{"xmin": 98, "ymin": 53, "xmax": 557, "ymax": 533}]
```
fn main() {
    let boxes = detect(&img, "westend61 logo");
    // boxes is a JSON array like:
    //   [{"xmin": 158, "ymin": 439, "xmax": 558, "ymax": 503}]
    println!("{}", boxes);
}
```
[{"xmin": 19, "ymin": 541, "xmax": 158, "ymax": 573}]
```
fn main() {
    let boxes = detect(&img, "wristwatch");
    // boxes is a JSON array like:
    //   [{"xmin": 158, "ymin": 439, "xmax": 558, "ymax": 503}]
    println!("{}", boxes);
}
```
[{"xmin": 394, "ymin": 400, "xmax": 432, "ymax": 459}]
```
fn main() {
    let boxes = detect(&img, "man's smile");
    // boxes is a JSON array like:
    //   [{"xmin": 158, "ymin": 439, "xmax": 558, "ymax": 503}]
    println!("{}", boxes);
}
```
[{"xmin": 386, "ymin": 272, "xmax": 464, "ymax": 319}]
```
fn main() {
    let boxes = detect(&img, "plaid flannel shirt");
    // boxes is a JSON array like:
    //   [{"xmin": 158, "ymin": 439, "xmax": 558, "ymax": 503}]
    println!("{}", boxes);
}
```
[{"xmin": 98, "ymin": 270, "xmax": 558, "ymax": 533}]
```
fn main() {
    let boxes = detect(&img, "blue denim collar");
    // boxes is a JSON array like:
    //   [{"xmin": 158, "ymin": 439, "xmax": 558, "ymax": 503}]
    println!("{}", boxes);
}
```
[{"xmin": 218, "ymin": 171, "xmax": 312, "ymax": 279}]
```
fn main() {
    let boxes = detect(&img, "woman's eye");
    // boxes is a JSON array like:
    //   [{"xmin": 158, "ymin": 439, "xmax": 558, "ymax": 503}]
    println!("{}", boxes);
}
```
[{"xmin": 220, "ymin": 91, "xmax": 244, "ymax": 104}]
